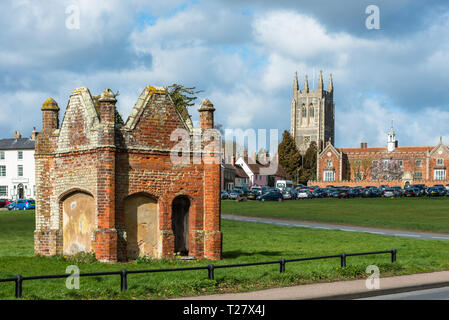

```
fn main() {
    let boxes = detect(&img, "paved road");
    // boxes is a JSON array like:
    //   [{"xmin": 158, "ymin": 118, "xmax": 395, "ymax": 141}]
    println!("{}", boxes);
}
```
[
  {"xmin": 222, "ymin": 214, "xmax": 449, "ymax": 241},
  {"xmin": 359, "ymin": 286, "xmax": 449, "ymax": 300}
]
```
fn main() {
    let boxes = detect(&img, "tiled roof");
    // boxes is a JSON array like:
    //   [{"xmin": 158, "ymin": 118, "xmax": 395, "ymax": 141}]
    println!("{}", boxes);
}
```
[
  {"xmin": 338, "ymin": 146, "xmax": 434, "ymax": 154},
  {"xmin": 0, "ymin": 138, "xmax": 35, "ymax": 150},
  {"xmin": 234, "ymin": 165, "xmax": 249, "ymax": 178}
]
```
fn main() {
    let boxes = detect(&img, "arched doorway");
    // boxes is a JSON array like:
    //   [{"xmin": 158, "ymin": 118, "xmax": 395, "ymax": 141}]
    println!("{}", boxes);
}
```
[
  {"xmin": 172, "ymin": 196, "xmax": 190, "ymax": 256},
  {"xmin": 62, "ymin": 192, "xmax": 95, "ymax": 255},
  {"xmin": 17, "ymin": 184, "xmax": 24, "ymax": 199},
  {"xmin": 124, "ymin": 193, "xmax": 158, "ymax": 259}
]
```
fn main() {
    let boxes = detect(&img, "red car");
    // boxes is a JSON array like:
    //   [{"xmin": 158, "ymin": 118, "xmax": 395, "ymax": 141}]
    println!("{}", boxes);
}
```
[{"xmin": 0, "ymin": 199, "xmax": 12, "ymax": 208}]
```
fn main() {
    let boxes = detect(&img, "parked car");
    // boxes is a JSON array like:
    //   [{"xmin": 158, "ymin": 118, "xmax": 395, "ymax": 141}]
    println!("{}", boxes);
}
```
[
  {"xmin": 0, "ymin": 199, "xmax": 12, "ymax": 208},
  {"xmin": 250, "ymin": 186, "xmax": 268, "ymax": 196},
  {"xmin": 246, "ymin": 191, "xmax": 259, "ymax": 200},
  {"xmin": 221, "ymin": 190, "xmax": 229, "ymax": 200},
  {"xmin": 362, "ymin": 187, "xmax": 380, "ymax": 198},
  {"xmin": 297, "ymin": 188, "xmax": 313, "ymax": 199},
  {"xmin": 257, "ymin": 189, "xmax": 283, "ymax": 202},
  {"xmin": 282, "ymin": 188, "xmax": 298, "ymax": 200},
  {"xmin": 312, "ymin": 188, "xmax": 327, "ymax": 198},
  {"xmin": 378, "ymin": 185, "xmax": 389, "ymax": 195},
  {"xmin": 228, "ymin": 189, "xmax": 243, "ymax": 200},
  {"xmin": 329, "ymin": 188, "xmax": 349, "ymax": 199},
  {"xmin": 427, "ymin": 187, "xmax": 442, "ymax": 197},
  {"xmin": 348, "ymin": 187, "xmax": 362, "ymax": 198},
  {"xmin": 383, "ymin": 188, "xmax": 398, "ymax": 197},
  {"xmin": 390, "ymin": 186, "xmax": 404, "ymax": 197},
  {"xmin": 404, "ymin": 188, "xmax": 419, "ymax": 197},
  {"xmin": 7, "ymin": 199, "xmax": 36, "ymax": 210}
]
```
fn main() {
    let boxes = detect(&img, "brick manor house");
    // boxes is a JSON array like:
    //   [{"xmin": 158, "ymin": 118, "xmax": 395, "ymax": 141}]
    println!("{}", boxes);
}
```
[
  {"xmin": 290, "ymin": 71, "xmax": 449, "ymax": 187},
  {"xmin": 34, "ymin": 86, "xmax": 222, "ymax": 262}
]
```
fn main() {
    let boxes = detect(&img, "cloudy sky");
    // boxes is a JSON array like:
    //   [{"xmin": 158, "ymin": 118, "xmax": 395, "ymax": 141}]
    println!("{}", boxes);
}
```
[{"xmin": 1, "ymin": 0, "xmax": 449, "ymax": 150}]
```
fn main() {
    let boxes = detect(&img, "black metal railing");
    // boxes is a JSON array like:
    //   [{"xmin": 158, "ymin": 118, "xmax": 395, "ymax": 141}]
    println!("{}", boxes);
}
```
[{"xmin": 0, "ymin": 249, "xmax": 396, "ymax": 298}]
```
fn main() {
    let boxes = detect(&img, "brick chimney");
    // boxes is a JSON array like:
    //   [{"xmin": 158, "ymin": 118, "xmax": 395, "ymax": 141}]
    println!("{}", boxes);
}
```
[
  {"xmin": 31, "ymin": 127, "xmax": 37, "ymax": 140},
  {"xmin": 198, "ymin": 99, "xmax": 215, "ymax": 130},
  {"xmin": 41, "ymin": 98, "xmax": 60, "ymax": 130}
]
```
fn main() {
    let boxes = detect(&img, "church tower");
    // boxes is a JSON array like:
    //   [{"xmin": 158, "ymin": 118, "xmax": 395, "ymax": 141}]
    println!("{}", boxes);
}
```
[{"xmin": 290, "ymin": 70, "xmax": 335, "ymax": 154}]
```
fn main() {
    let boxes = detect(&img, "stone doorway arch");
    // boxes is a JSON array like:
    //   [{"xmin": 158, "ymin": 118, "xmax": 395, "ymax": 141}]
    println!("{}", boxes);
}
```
[
  {"xmin": 172, "ymin": 196, "xmax": 190, "ymax": 256},
  {"xmin": 124, "ymin": 193, "xmax": 158, "ymax": 260},
  {"xmin": 62, "ymin": 191, "xmax": 95, "ymax": 255}
]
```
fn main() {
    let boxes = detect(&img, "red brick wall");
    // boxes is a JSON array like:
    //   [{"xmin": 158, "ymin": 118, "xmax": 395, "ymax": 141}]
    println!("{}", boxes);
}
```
[{"xmin": 35, "ymin": 87, "xmax": 222, "ymax": 262}]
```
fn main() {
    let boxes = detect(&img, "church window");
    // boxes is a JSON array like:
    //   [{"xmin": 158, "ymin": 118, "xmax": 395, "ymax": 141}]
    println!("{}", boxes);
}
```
[
  {"xmin": 437, "ymin": 158, "xmax": 444, "ymax": 166},
  {"xmin": 326, "ymin": 159, "xmax": 333, "ymax": 167},
  {"xmin": 301, "ymin": 105, "xmax": 307, "ymax": 118},
  {"xmin": 415, "ymin": 160, "xmax": 422, "ymax": 167},
  {"xmin": 309, "ymin": 104, "xmax": 314, "ymax": 117}
]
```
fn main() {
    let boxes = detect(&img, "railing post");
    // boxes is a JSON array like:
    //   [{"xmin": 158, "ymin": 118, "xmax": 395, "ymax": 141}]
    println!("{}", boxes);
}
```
[
  {"xmin": 391, "ymin": 249, "xmax": 397, "ymax": 263},
  {"xmin": 280, "ymin": 259, "xmax": 286, "ymax": 273},
  {"xmin": 120, "ymin": 269, "xmax": 128, "ymax": 292},
  {"xmin": 15, "ymin": 274, "xmax": 23, "ymax": 299},
  {"xmin": 340, "ymin": 253, "xmax": 347, "ymax": 268},
  {"xmin": 208, "ymin": 264, "xmax": 215, "ymax": 280}
]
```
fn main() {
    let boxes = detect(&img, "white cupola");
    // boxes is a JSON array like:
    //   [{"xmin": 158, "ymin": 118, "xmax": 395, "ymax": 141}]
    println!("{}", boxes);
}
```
[{"xmin": 387, "ymin": 120, "xmax": 396, "ymax": 152}]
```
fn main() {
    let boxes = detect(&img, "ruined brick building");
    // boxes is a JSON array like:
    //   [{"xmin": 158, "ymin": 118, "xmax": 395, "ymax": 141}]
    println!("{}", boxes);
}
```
[{"xmin": 34, "ymin": 86, "xmax": 222, "ymax": 262}]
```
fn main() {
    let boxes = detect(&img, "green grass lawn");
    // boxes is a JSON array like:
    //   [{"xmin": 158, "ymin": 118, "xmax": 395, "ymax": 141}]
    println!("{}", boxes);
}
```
[
  {"xmin": 1, "ymin": 210, "xmax": 449, "ymax": 299},
  {"xmin": 222, "ymin": 197, "xmax": 449, "ymax": 233}
]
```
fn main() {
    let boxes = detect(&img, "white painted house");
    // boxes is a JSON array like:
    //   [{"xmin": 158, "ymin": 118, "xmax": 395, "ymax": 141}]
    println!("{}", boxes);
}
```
[{"xmin": 0, "ymin": 130, "xmax": 36, "ymax": 200}]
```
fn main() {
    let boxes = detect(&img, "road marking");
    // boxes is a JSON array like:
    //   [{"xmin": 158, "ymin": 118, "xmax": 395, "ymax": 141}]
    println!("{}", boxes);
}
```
[
  {"xmin": 367, "ymin": 231, "xmax": 385, "ymax": 235},
  {"xmin": 397, "ymin": 234, "xmax": 421, "ymax": 238},
  {"xmin": 340, "ymin": 228, "xmax": 358, "ymax": 232},
  {"xmin": 431, "ymin": 236, "xmax": 449, "ymax": 240}
]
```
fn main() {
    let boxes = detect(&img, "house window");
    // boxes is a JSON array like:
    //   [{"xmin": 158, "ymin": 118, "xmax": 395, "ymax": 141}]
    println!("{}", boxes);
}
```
[
  {"xmin": 434, "ymin": 169, "xmax": 446, "ymax": 180},
  {"xmin": 324, "ymin": 170, "xmax": 335, "ymax": 182},
  {"xmin": 414, "ymin": 172, "xmax": 422, "ymax": 180},
  {"xmin": 326, "ymin": 159, "xmax": 333, "ymax": 167},
  {"xmin": 18, "ymin": 151, "xmax": 23, "ymax": 160},
  {"xmin": 437, "ymin": 158, "xmax": 444, "ymax": 166},
  {"xmin": 372, "ymin": 160, "xmax": 378, "ymax": 166},
  {"xmin": 398, "ymin": 160, "xmax": 403, "ymax": 167},
  {"xmin": 18, "ymin": 165, "xmax": 23, "ymax": 177},
  {"xmin": 0, "ymin": 186, "xmax": 7, "ymax": 197},
  {"xmin": 0, "ymin": 166, "xmax": 5, "ymax": 176},
  {"xmin": 415, "ymin": 160, "xmax": 422, "ymax": 167},
  {"xmin": 33, "ymin": 185, "xmax": 36, "ymax": 197},
  {"xmin": 0, "ymin": 152, "xmax": 4, "ymax": 160}
]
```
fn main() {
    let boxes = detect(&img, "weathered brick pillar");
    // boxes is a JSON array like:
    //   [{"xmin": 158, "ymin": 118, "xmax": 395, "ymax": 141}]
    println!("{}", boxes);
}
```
[
  {"xmin": 35, "ymin": 98, "xmax": 61, "ymax": 256},
  {"xmin": 95, "ymin": 89, "xmax": 118, "ymax": 262},
  {"xmin": 199, "ymin": 99, "xmax": 222, "ymax": 260}
]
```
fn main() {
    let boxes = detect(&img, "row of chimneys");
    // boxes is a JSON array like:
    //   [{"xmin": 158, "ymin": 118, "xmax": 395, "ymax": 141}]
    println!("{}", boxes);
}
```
[
  {"xmin": 359, "ymin": 141, "xmax": 398, "ymax": 149},
  {"xmin": 13, "ymin": 128, "xmax": 38, "ymax": 140}
]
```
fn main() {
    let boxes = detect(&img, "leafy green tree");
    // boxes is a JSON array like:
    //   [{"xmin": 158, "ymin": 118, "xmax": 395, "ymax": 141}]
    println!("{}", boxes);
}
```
[
  {"xmin": 278, "ymin": 131, "xmax": 302, "ymax": 182},
  {"xmin": 300, "ymin": 141, "xmax": 318, "ymax": 183},
  {"xmin": 167, "ymin": 84, "xmax": 204, "ymax": 113}
]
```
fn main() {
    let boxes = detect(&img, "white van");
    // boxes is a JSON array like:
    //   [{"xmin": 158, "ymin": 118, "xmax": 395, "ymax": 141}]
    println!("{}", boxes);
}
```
[{"xmin": 276, "ymin": 180, "xmax": 293, "ymax": 192}]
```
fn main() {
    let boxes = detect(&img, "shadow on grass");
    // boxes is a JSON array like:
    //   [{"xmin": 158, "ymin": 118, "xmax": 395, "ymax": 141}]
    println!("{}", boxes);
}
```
[{"xmin": 223, "ymin": 250, "xmax": 283, "ymax": 259}]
